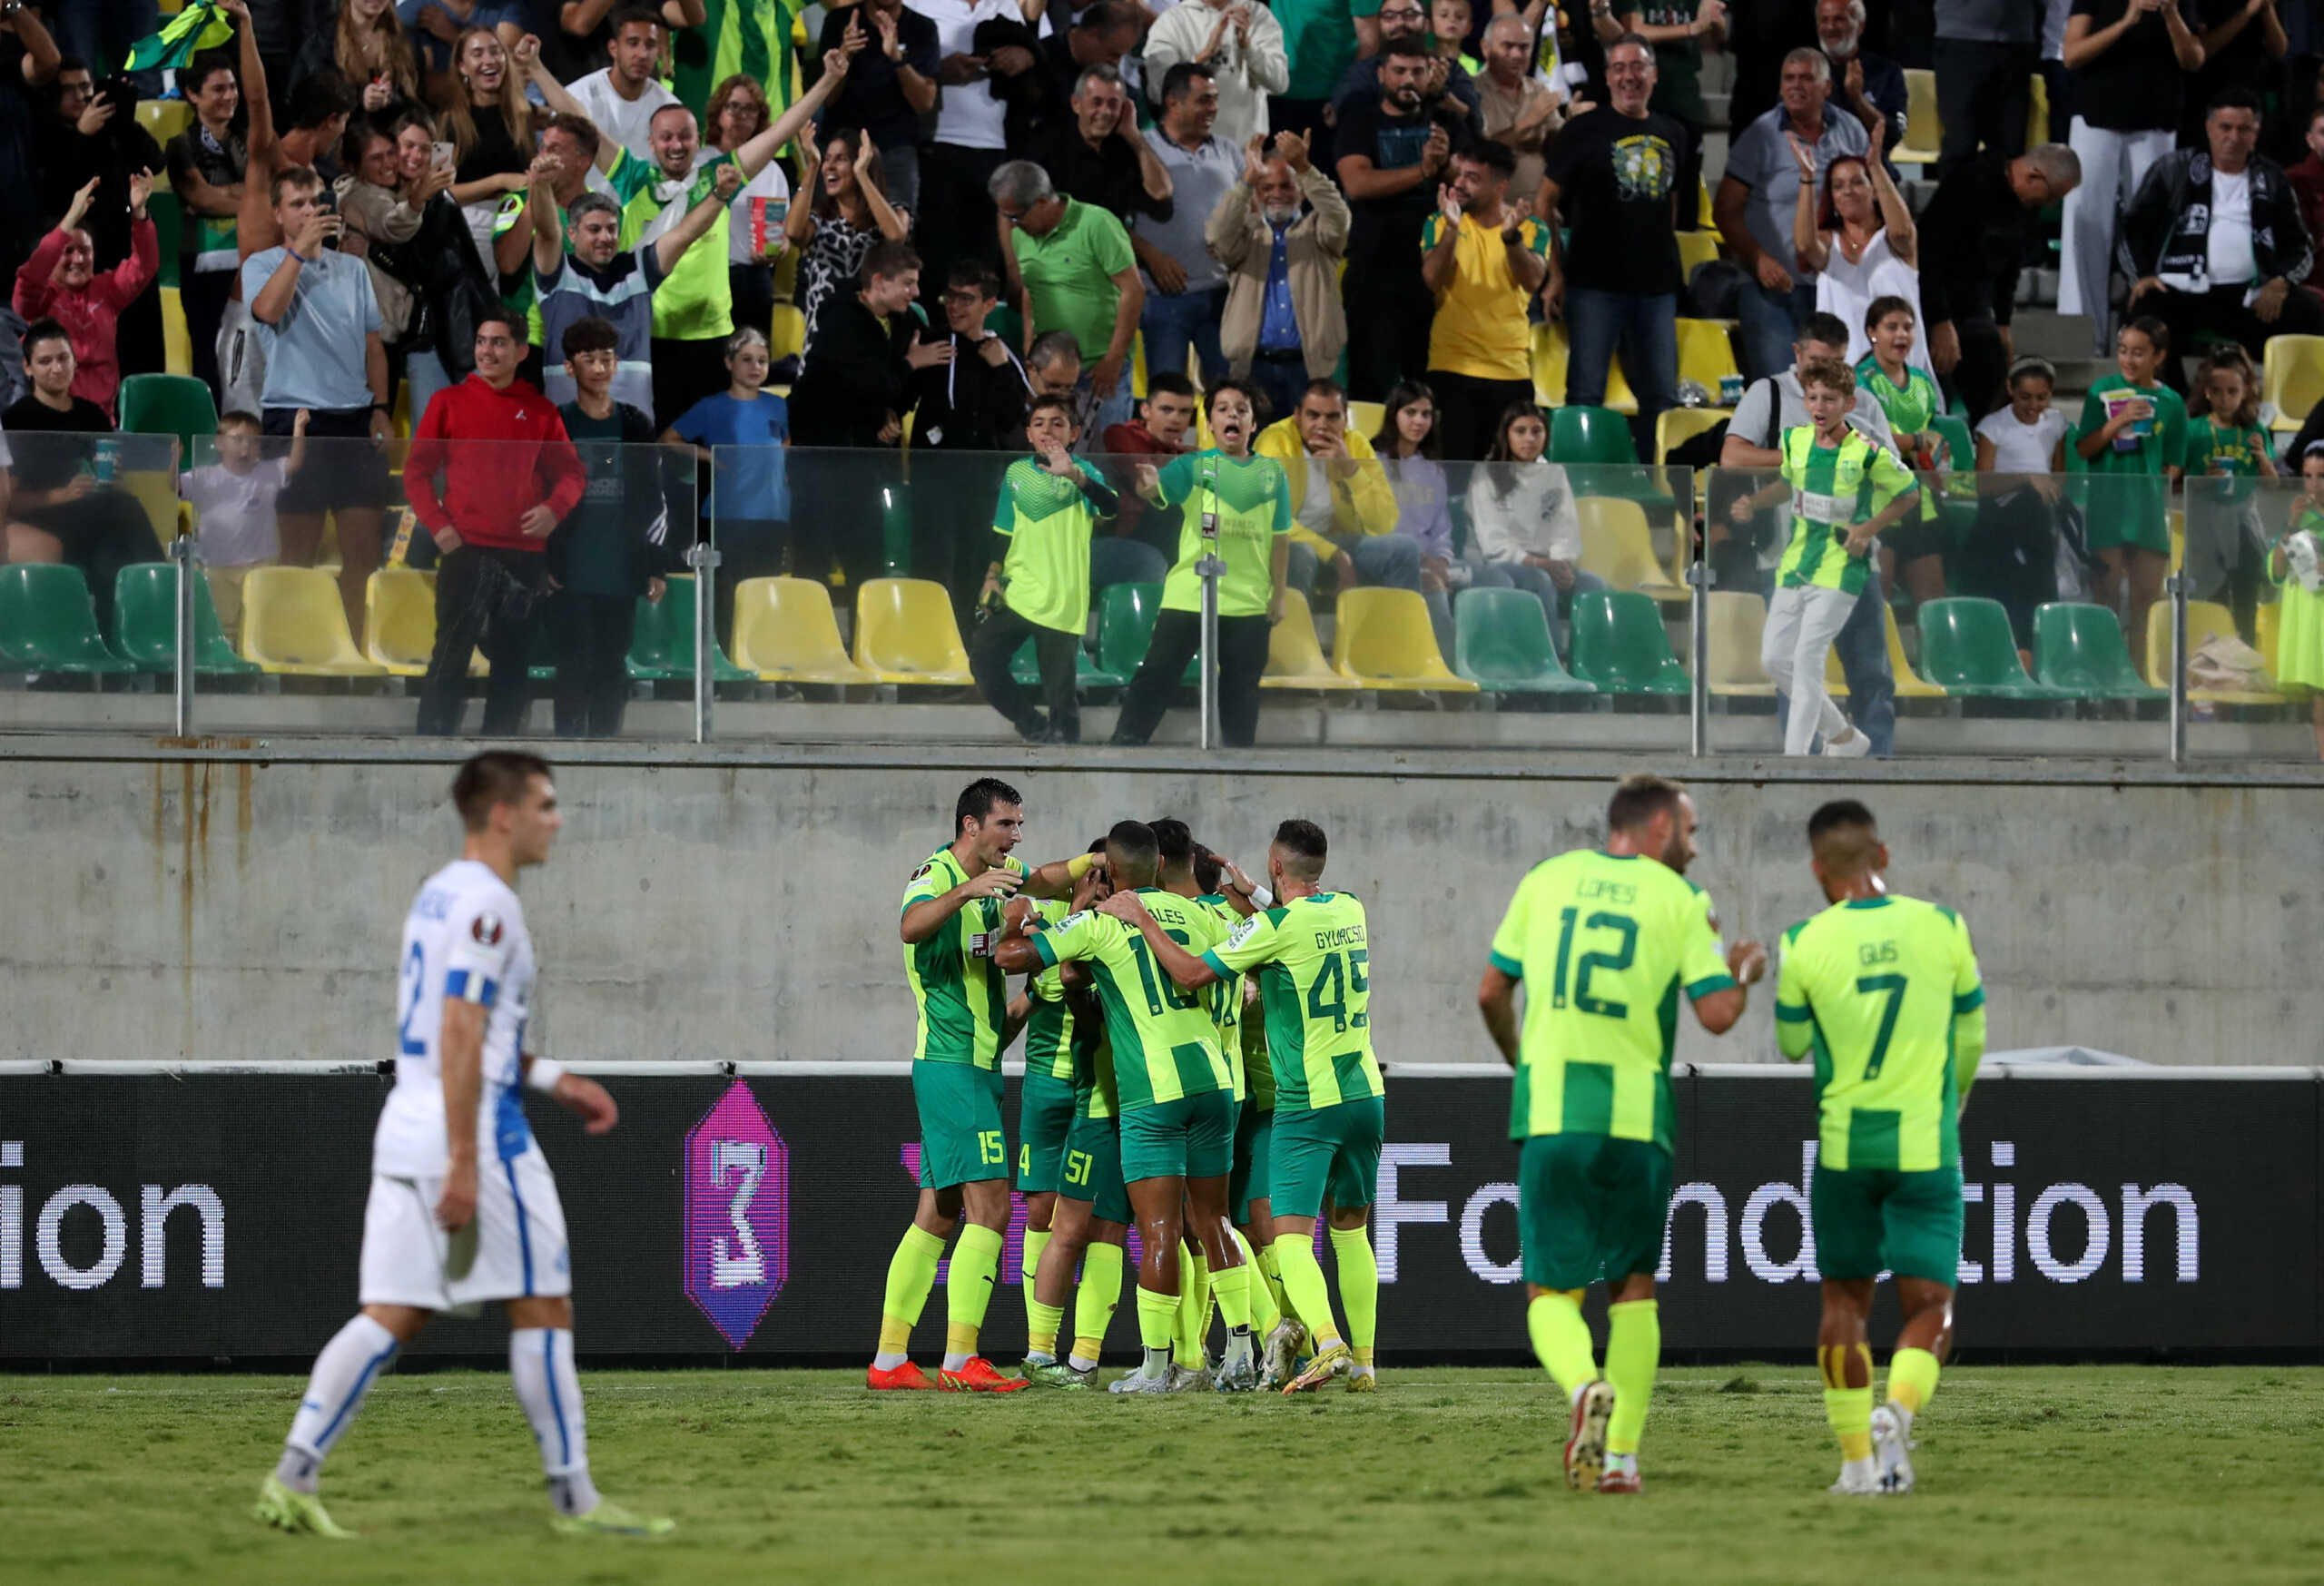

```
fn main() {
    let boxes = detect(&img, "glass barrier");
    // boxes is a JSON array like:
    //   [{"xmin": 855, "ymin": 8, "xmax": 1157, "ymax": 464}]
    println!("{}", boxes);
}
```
[
  {"xmin": 171, "ymin": 433, "xmax": 693, "ymax": 741},
  {"xmin": 2181, "ymin": 473, "xmax": 2321, "ymax": 763},
  {"xmin": 1701, "ymin": 462, "xmax": 2167, "ymax": 761}
]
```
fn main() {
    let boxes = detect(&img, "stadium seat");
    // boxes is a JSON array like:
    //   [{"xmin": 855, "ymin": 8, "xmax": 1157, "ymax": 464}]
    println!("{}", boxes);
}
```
[
  {"xmin": 1009, "ymin": 634, "xmax": 1123, "ymax": 691},
  {"xmin": 1331, "ymin": 587, "xmax": 1479, "ymax": 691},
  {"xmin": 1916, "ymin": 596, "xmax": 2072, "ymax": 698},
  {"xmin": 2256, "ymin": 600, "xmax": 2280, "ymax": 676},
  {"xmin": 1704, "ymin": 590, "xmax": 1775, "ymax": 696},
  {"xmin": 1675, "ymin": 319, "xmax": 1739, "ymax": 395},
  {"xmin": 1451, "ymin": 586, "xmax": 1593, "ymax": 693},
  {"xmin": 1674, "ymin": 230, "xmax": 1720, "ymax": 279},
  {"xmin": 144, "ymin": 189, "xmax": 182, "ymax": 290},
  {"xmin": 2033, "ymin": 602, "xmax": 2167, "ymax": 699},
  {"xmin": 137, "ymin": 99, "xmax": 192, "ymax": 148},
  {"xmin": 118, "ymin": 374, "xmax": 218, "ymax": 457},
  {"xmin": 0, "ymin": 565, "xmax": 136, "ymax": 674},
  {"xmin": 637, "ymin": 574, "xmax": 752, "ymax": 681},
  {"xmin": 1578, "ymin": 497, "xmax": 1688, "ymax": 599},
  {"xmin": 1654, "ymin": 405, "xmax": 1729, "ymax": 465},
  {"xmin": 626, "ymin": 590, "xmax": 682, "ymax": 680},
  {"xmin": 238, "ymin": 567, "xmax": 386, "ymax": 675},
  {"xmin": 1929, "ymin": 412, "xmax": 1973, "ymax": 472},
  {"xmin": 1261, "ymin": 588, "xmax": 1360, "ymax": 689},
  {"xmin": 110, "ymin": 564, "xmax": 259, "ymax": 675},
  {"xmin": 1095, "ymin": 581, "xmax": 1165, "ymax": 680},
  {"xmin": 2026, "ymin": 69, "xmax": 2048, "ymax": 148},
  {"xmin": 730, "ymin": 576, "xmax": 876, "ymax": 684},
  {"xmin": 1347, "ymin": 399, "xmax": 1386, "ymax": 440},
  {"xmin": 161, "ymin": 287, "xmax": 192, "ymax": 378},
  {"xmin": 1896, "ymin": 68, "xmax": 1941, "ymax": 165},
  {"xmin": 1568, "ymin": 589, "xmax": 1689, "ymax": 694},
  {"xmin": 2145, "ymin": 598, "xmax": 2286, "ymax": 704},
  {"xmin": 1531, "ymin": 322, "xmax": 1639, "ymax": 414},
  {"xmin": 362, "ymin": 567, "xmax": 466, "ymax": 677},
  {"xmin": 1883, "ymin": 601, "xmax": 1945, "ymax": 698},
  {"xmin": 2262, "ymin": 335, "xmax": 2324, "ymax": 434},
  {"xmin": 852, "ymin": 577, "xmax": 975, "ymax": 684},
  {"xmin": 1551, "ymin": 406, "xmax": 1638, "ymax": 466},
  {"xmin": 769, "ymin": 303, "xmax": 807, "ymax": 364}
]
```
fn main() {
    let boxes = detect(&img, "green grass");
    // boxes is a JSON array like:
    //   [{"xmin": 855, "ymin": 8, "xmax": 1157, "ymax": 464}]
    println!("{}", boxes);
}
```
[{"xmin": 4, "ymin": 1366, "xmax": 2320, "ymax": 1584}]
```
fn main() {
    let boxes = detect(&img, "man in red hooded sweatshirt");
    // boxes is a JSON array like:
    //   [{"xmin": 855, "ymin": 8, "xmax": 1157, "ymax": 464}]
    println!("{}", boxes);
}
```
[{"xmin": 407, "ymin": 312, "xmax": 587, "ymax": 737}]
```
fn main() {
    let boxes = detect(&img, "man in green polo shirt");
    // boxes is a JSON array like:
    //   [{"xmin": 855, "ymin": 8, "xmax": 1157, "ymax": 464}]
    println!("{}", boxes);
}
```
[{"xmin": 991, "ymin": 160, "xmax": 1145, "ymax": 437}]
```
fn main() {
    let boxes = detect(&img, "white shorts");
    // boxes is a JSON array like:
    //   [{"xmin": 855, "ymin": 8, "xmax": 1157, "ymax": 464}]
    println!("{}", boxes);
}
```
[{"xmin": 359, "ymin": 1144, "xmax": 571, "ymax": 1311}]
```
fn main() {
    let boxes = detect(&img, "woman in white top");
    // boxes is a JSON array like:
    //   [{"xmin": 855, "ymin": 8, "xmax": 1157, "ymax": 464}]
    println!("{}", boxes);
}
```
[
  {"xmin": 1970, "ymin": 356, "xmax": 2073, "ymax": 646},
  {"xmin": 1462, "ymin": 403, "xmax": 1608, "ymax": 647},
  {"xmin": 698, "ymin": 74, "xmax": 794, "ymax": 341},
  {"xmin": 1789, "ymin": 117, "xmax": 1930, "ymax": 382}
]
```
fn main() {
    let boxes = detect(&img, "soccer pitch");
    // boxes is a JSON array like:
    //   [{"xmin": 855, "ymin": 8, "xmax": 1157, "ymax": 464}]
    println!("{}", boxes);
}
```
[{"xmin": 4, "ymin": 1366, "xmax": 2317, "ymax": 1584}]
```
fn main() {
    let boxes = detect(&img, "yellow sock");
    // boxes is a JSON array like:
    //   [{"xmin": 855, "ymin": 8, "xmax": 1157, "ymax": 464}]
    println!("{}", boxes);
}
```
[
  {"xmin": 1604, "ymin": 1299, "xmax": 1659, "ymax": 1457},
  {"xmin": 1231, "ymin": 1230, "xmax": 1281, "ymax": 1334},
  {"xmin": 1210, "ymin": 1259, "xmax": 1252, "ymax": 1330},
  {"xmin": 1070, "ymin": 1242, "xmax": 1123, "ymax": 1366},
  {"xmin": 1020, "ymin": 1227, "xmax": 1050, "ymax": 1335},
  {"xmin": 1887, "ymin": 1346, "xmax": 1941, "ymax": 1415},
  {"xmin": 1025, "ymin": 1297, "xmax": 1063, "ymax": 1361},
  {"xmin": 1328, "ymin": 1226, "xmax": 1378, "ymax": 1355},
  {"xmin": 1135, "ymin": 1283, "xmax": 1177, "ymax": 1353},
  {"xmin": 1524, "ymin": 1290, "xmax": 1596, "ymax": 1397},
  {"xmin": 1255, "ymin": 1243, "xmax": 1290, "ymax": 1319},
  {"xmin": 1271, "ymin": 1232, "xmax": 1344, "ymax": 1350},
  {"xmin": 1174, "ymin": 1243, "xmax": 1210, "ymax": 1368},
  {"xmin": 941, "ymin": 1224, "xmax": 1004, "ymax": 1367},
  {"xmin": 1820, "ymin": 1344, "xmax": 1876, "ymax": 1462},
  {"xmin": 874, "ymin": 1225, "xmax": 946, "ymax": 1361}
]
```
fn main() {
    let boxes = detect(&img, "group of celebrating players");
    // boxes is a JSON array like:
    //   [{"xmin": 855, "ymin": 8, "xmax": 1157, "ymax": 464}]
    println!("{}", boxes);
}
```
[{"xmin": 251, "ymin": 755, "xmax": 1989, "ymax": 1542}]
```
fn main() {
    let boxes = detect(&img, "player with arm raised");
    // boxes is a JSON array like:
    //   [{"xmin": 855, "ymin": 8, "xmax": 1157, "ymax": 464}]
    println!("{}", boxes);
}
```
[
  {"xmin": 869, "ymin": 777, "xmax": 1090, "ymax": 1393},
  {"xmin": 1475, "ymin": 774, "xmax": 1766, "ymax": 1495},
  {"xmin": 1105, "ymin": 818, "xmax": 1384, "ymax": 1394},
  {"xmin": 255, "ymin": 753, "xmax": 666, "ymax": 1541},
  {"xmin": 1775, "ymin": 799, "xmax": 1985, "ymax": 1497}
]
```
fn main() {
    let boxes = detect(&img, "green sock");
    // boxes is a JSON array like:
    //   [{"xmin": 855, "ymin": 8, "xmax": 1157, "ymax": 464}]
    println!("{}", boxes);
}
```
[
  {"xmin": 1271, "ymin": 1232, "xmax": 1343, "ymax": 1349},
  {"xmin": 1604, "ymin": 1299, "xmax": 1659, "ymax": 1457},
  {"xmin": 874, "ymin": 1225, "xmax": 946, "ymax": 1363},
  {"xmin": 1071, "ymin": 1242, "xmax": 1123, "ymax": 1365},
  {"xmin": 1210, "ymin": 1258, "xmax": 1252, "ymax": 1331},
  {"xmin": 1020, "ymin": 1227, "xmax": 1051, "ymax": 1337},
  {"xmin": 1255, "ymin": 1243, "xmax": 1289, "ymax": 1321},
  {"xmin": 1887, "ymin": 1346, "xmax": 1942, "ymax": 1416},
  {"xmin": 1328, "ymin": 1226, "xmax": 1378, "ymax": 1363},
  {"xmin": 942, "ymin": 1224, "xmax": 1005, "ymax": 1368},
  {"xmin": 1135, "ymin": 1283, "xmax": 1177, "ymax": 1361},
  {"xmin": 1231, "ymin": 1230, "xmax": 1281, "ymax": 1334},
  {"xmin": 1524, "ymin": 1290, "xmax": 1596, "ymax": 1396}
]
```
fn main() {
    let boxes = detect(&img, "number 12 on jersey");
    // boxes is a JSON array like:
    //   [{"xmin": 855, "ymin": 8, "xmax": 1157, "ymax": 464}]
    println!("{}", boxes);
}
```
[{"xmin": 1550, "ymin": 908, "xmax": 1637, "ymax": 1018}]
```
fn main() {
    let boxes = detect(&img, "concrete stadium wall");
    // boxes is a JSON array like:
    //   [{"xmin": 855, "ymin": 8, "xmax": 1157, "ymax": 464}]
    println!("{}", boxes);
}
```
[{"xmin": 3, "ymin": 742, "xmax": 2319, "ymax": 1069}]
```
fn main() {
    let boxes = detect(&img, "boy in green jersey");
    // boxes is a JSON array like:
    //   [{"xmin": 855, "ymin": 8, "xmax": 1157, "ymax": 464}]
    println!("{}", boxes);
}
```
[
  {"xmin": 1478, "ymin": 775, "xmax": 1767, "ymax": 1494},
  {"xmin": 1108, "ymin": 817, "xmax": 1387, "ymax": 1395},
  {"xmin": 2075, "ymin": 317, "xmax": 2185, "ymax": 678},
  {"xmin": 1775, "ymin": 800, "xmax": 1985, "ymax": 1497},
  {"xmin": 1853, "ymin": 296, "xmax": 1948, "ymax": 606},
  {"xmin": 968, "ymin": 394, "xmax": 1121, "ymax": 744},
  {"xmin": 868, "ymin": 779, "xmax": 1094, "ymax": 1394},
  {"xmin": 995, "ymin": 822, "xmax": 1261, "ymax": 1393}
]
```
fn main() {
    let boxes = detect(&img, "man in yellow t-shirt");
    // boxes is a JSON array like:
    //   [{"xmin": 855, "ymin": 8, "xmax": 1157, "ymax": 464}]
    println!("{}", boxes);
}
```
[{"xmin": 1419, "ymin": 139, "xmax": 1551, "ymax": 459}]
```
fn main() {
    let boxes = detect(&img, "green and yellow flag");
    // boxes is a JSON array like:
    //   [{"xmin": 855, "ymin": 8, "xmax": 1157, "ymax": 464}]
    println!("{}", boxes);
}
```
[
  {"xmin": 124, "ymin": 2, "xmax": 237, "ymax": 73},
  {"xmin": 675, "ymin": 0, "xmax": 803, "ymax": 115}
]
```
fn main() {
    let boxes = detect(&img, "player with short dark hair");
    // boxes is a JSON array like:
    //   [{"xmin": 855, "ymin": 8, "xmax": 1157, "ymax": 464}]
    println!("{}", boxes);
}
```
[
  {"xmin": 255, "ymin": 754, "xmax": 666, "ymax": 1540},
  {"xmin": 1476, "ymin": 774, "xmax": 1766, "ymax": 1493},
  {"xmin": 1776, "ymin": 800, "xmax": 1986, "ymax": 1496}
]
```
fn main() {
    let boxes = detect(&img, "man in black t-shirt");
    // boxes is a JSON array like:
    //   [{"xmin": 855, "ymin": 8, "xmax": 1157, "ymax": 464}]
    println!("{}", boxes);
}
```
[
  {"xmin": 1538, "ymin": 34, "xmax": 1683, "ymax": 453},
  {"xmin": 818, "ymin": 0, "xmax": 940, "ymax": 212},
  {"xmin": 1334, "ymin": 35, "xmax": 1461, "ymax": 399}
]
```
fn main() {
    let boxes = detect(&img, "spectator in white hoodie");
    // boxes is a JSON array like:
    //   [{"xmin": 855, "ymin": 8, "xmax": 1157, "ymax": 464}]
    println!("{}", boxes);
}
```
[{"xmin": 1461, "ymin": 400, "xmax": 1608, "ymax": 649}]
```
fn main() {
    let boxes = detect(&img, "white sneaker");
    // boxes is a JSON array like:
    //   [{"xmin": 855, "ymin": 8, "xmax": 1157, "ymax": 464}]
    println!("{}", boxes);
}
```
[
  {"xmin": 1108, "ymin": 1366, "xmax": 1173, "ymax": 1395},
  {"xmin": 1563, "ymin": 1380, "xmax": 1615, "ymax": 1491},
  {"xmin": 1214, "ymin": 1337, "xmax": 1260, "ymax": 1393},
  {"xmin": 1871, "ymin": 1404, "xmax": 1916, "ymax": 1493},
  {"xmin": 1822, "ymin": 726, "xmax": 1873, "ymax": 758},
  {"xmin": 1260, "ymin": 1319, "xmax": 1304, "ymax": 1389},
  {"xmin": 1828, "ymin": 1459, "xmax": 1880, "ymax": 1496},
  {"xmin": 1164, "ymin": 1363, "xmax": 1214, "ymax": 1393}
]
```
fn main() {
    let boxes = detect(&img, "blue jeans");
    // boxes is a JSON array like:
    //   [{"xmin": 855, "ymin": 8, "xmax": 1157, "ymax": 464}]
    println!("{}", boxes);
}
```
[
  {"xmin": 1073, "ymin": 369, "xmax": 1136, "ymax": 438},
  {"xmin": 1141, "ymin": 284, "xmax": 1229, "ymax": 387},
  {"xmin": 406, "ymin": 348, "xmax": 454, "ymax": 431},
  {"xmin": 1246, "ymin": 354, "xmax": 1309, "ymax": 430},
  {"xmin": 62, "ymin": 0, "xmax": 161, "ymax": 92},
  {"xmin": 1286, "ymin": 533, "xmax": 1424, "ymax": 597},
  {"xmin": 1737, "ymin": 280, "xmax": 1818, "ymax": 383},
  {"xmin": 1564, "ymin": 287, "xmax": 1679, "ymax": 458},
  {"xmin": 1774, "ymin": 572, "xmax": 1896, "ymax": 756}
]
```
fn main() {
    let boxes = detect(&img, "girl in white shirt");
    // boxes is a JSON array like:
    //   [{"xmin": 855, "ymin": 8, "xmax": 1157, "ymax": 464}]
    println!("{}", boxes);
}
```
[
  {"xmin": 1462, "ymin": 402, "xmax": 1607, "ymax": 645},
  {"xmin": 1971, "ymin": 357, "xmax": 2073, "ymax": 646}
]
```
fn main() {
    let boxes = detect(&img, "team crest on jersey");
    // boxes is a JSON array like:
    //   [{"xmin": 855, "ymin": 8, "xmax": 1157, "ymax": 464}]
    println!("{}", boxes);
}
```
[
  {"xmin": 471, "ymin": 911, "xmax": 506, "ymax": 946},
  {"xmin": 1705, "ymin": 902, "xmax": 1722, "ymax": 933},
  {"xmin": 911, "ymin": 862, "xmax": 933, "ymax": 882}
]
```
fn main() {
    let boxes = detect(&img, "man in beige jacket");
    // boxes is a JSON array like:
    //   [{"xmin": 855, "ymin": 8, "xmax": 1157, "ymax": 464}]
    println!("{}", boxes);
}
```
[{"xmin": 1205, "ymin": 129, "xmax": 1350, "ymax": 428}]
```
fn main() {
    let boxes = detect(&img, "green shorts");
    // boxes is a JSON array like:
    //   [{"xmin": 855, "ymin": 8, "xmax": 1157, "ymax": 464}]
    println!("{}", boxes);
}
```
[
  {"xmin": 1231, "ymin": 1103, "xmax": 1275, "ymax": 1226},
  {"xmin": 1269, "ymin": 1096, "xmax": 1384, "ymax": 1220},
  {"xmin": 1811, "ymin": 1163, "xmax": 1964, "ymax": 1287},
  {"xmin": 2082, "ymin": 473, "xmax": 2172, "ymax": 555},
  {"xmin": 1118, "ymin": 1090, "xmax": 1235, "ymax": 1185},
  {"xmin": 1015, "ymin": 1068, "xmax": 1079, "ymax": 1194},
  {"xmin": 1060, "ymin": 1104, "xmax": 1132, "ymax": 1226},
  {"xmin": 1519, "ymin": 1132, "xmax": 1672, "ymax": 1291},
  {"xmin": 912, "ymin": 1060, "xmax": 1009, "ymax": 1190}
]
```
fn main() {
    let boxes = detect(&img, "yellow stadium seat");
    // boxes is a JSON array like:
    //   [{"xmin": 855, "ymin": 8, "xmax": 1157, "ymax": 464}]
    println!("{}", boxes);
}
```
[
  {"xmin": 2145, "ymin": 598, "xmax": 2284, "ymax": 703},
  {"xmin": 1132, "ymin": 330, "xmax": 1147, "ymax": 400},
  {"xmin": 1705, "ymin": 590, "xmax": 1775, "ymax": 696},
  {"xmin": 240, "ymin": 567, "xmax": 387, "ymax": 675},
  {"xmin": 1578, "ymin": 497, "xmax": 1687, "ymax": 600},
  {"xmin": 2026, "ymin": 71, "xmax": 2049, "ymax": 150},
  {"xmin": 1825, "ymin": 641, "xmax": 1848, "ymax": 696},
  {"xmin": 1330, "ymin": 586, "xmax": 1478, "ymax": 691},
  {"xmin": 1896, "ymin": 68, "xmax": 1941, "ymax": 166},
  {"xmin": 1347, "ymin": 399, "xmax": 1386, "ymax": 440},
  {"xmin": 162, "ymin": 286, "xmax": 192, "ymax": 377},
  {"xmin": 137, "ymin": 100, "xmax": 192, "ymax": 147},
  {"xmin": 1676, "ymin": 318, "xmax": 1739, "ymax": 393},
  {"xmin": 1886, "ymin": 602, "xmax": 1946, "ymax": 698},
  {"xmin": 732, "ymin": 576, "xmax": 875, "ymax": 684},
  {"xmin": 769, "ymin": 303, "xmax": 807, "ymax": 364},
  {"xmin": 2257, "ymin": 600, "xmax": 2280, "ymax": 676},
  {"xmin": 1698, "ymin": 176, "xmax": 1718, "ymax": 239},
  {"xmin": 363, "ymin": 567, "xmax": 483, "ymax": 677},
  {"xmin": 852, "ymin": 576, "xmax": 975, "ymax": 684},
  {"xmin": 120, "ymin": 468, "xmax": 191, "ymax": 545},
  {"xmin": 1674, "ymin": 230, "xmax": 1720, "ymax": 278},
  {"xmin": 1531, "ymin": 321, "xmax": 1637, "ymax": 414},
  {"xmin": 1261, "ymin": 589, "xmax": 1362, "ymax": 689},
  {"xmin": 2263, "ymin": 335, "xmax": 2324, "ymax": 433},
  {"xmin": 1655, "ymin": 405, "xmax": 1729, "ymax": 464}
]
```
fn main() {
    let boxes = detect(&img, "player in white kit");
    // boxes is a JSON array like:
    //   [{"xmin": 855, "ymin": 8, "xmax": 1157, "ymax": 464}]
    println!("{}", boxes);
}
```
[{"xmin": 254, "ymin": 752, "xmax": 672, "ymax": 1540}]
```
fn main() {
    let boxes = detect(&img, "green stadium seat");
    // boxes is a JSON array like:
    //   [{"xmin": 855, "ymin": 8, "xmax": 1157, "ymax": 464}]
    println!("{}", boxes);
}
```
[
  {"xmin": 628, "ymin": 574, "xmax": 749, "ymax": 682},
  {"xmin": 1916, "ymin": 596, "xmax": 2074, "ymax": 698},
  {"xmin": 111, "ymin": 563, "xmax": 260, "ymax": 674},
  {"xmin": 1550, "ymin": 405, "xmax": 1638, "ymax": 465},
  {"xmin": 144, "ymin": 187, "xmax": 182, "ymax": 289},
  {"xmin": 1009, "ymin": 634, "xmax": 1124, "ymax": 690},
  {"xmin": 2033, "ymin": 602, "xmax": 2167, "ymax": 699},
  {"xmin": 1094, "ymin": 582, "xmax": 1200, "ymax": 685},
  {"xmin": 0, "ymin": 565, "xmax": 137, "ymax": 674},
  {"xmin": 1567, "ymin": 589, "xmax": 1689, "ymax": 694},
  {"xmin": 118, "ymin": 373, "xmax": 218, "ymax": 457},
  {"xmin": 1452, "ymin": 586, "xmax": 1595, "ymax": 694}
]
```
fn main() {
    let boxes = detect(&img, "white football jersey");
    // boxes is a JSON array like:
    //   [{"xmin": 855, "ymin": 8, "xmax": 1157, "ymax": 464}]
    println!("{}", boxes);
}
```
[{"xmin": 374, "ymin": 859, "xmax": 538, "ymax": 1177}]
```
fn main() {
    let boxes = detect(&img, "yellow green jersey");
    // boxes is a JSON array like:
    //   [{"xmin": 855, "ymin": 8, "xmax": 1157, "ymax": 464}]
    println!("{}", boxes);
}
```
[
  {"xmin": 900, "ymin": 844, "xmax": 1029, "ymax": 1069},
  {"xmin": 1775, "ymin": 894, "xmax": 1987, "ymax": 1172},
  {"xmin": 1154, "ymin": 450, "xmax": 1293, "ymax": 617},
  {"xmin": 1031, "ymin": 890, "xmax": 1232, "ymax": 1111},
  {"xmin": 1022, "ymin": 898, "xmax": 1081, "ymax": 1084},
  {"xmin": 1191, "ymin": 892, "xmax": 1253, "ymax": 1098},
  {"xmin": 1775, "ymin": 426, "xmax": 1917, "ymax": 596},
  {"xmin": 1205, "ymin": 892, "xmax": 1384, "ymax": 1115},
  {"xmin": 1487, "ymin": 850, "xmax": 1735, "ymax": 1152},
  {"xmin": 993, "ymin": 454, "xmax": 1109, "ymax": 635}
]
